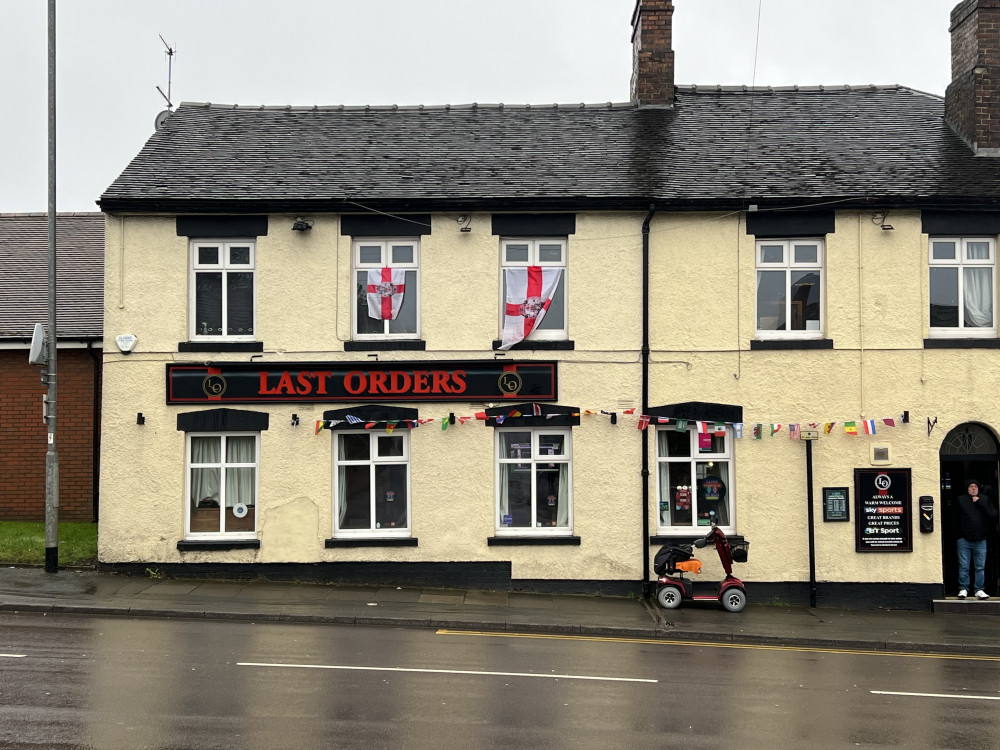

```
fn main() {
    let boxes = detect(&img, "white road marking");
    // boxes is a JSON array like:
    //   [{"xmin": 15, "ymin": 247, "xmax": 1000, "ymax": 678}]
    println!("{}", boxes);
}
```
[
  {"xmin": 238, "ymin": 662, "xmax": 656, "ymax": 684},
  {"xmin": 871, "ymin": 690, "xmax": 1000, "ymax": 702},
  {"xmin": 0, "ymin": 654, "xmax": 27, "ymax": 658}
]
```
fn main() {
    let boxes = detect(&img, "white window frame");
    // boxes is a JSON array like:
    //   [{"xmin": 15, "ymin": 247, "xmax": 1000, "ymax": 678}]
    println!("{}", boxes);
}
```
[
  {"xmin": 189, "ymin": 240, "xmax": 257, "ymax": 341},
  {"xmin": 499, "ymin": 238, "xmax": 568, "ymax": 342},
  {"xmin": 352, "ymin": 238, "xmax": 421, "ymax": 340},
  {"xmin": 655, "ymin": 426, "xmax": 735, "ymax": 536},
  {"xmin": 495, "ymin": 427, "xmax": 573, "ymax": 536},
  {"xmin": 754, "ymin": 238, "xmax": 824, "ymax": 339},
  {"xmin": 184, "ymin": 431, "xmax": 259, "ymax": 538},
  {"xmin": 332, "ymin": 430, "xmax": 412, "ymax": 538},
  {"xmin": 928, "ymin": 236, "xmax": 997, "ymax": 338}
]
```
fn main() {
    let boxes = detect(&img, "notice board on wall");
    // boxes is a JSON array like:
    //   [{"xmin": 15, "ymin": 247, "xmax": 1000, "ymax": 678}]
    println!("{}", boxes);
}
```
[{"xmin": 854, "ymin": 468, "xmax": 912, "ymax": 552}]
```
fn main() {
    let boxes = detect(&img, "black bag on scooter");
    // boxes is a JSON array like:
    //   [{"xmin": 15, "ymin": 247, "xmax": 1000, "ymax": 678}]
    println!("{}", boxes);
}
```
[{"xmin": 653, "ymin": 543, "xmax": 693, "ymax": 575}]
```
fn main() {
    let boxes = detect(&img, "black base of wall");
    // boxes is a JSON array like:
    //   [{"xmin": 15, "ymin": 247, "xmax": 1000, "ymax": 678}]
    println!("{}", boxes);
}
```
[
  {"xmin": 98, "ymin": 562, "xmax": 943, "ymax": 609},
  {"xmin": 749, "ymin": 581, "xmax": 945, "ymax": 611}
]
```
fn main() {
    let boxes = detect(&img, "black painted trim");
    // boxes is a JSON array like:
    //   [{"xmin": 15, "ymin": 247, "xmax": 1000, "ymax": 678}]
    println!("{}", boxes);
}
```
[
  {"xmin": 484, "ymin": 402, "xmax": 581, "ymax": 427},
  {"xmin": 488, "ymin": 536, "xmax": 581, "ymax": 546},
  {"xmin": 99, "ymin": 561, "xmax": 514, "ymax": 590},
  {"xmin": 646, "ymin": 401, "xmax": 743, "ymax": 424},
  {"xmin": 325, "ymin": 538, "xmax": 418, "ymax": 547},
  {"xmin": 344, "ymin": 340, "xmax": 427, "ymax": 351},
  {"xmin": 178, "ymin": 341, "xmax": 265, "ymax": 353},
  {"xmin": 177, "ymin": 539, "xmax": 261, "ymax": 551},
  {"xmin": 923, "ymin": 338, "xmax": 1000, "ymax": 348},
  {"xmin": 745, "ymin": 210, "xmax": 835, "ymax": 237},
  {"xmin": 922, "ymin": 211, "xmax": 1000, "ymax": 235},
  {"xmin": 340, "ymin": 214, "xmax": 432, "ymax": 236},
  {"xmin": 177, "ymin": 408, "xmax": 270, "ymax": 432},
  {"xmin": 176, "ymin": 216, "xmax": 268, "ymax": 237},
  {"xmin": 492, "ymin": 339, "xmax": 575, "ymax": 351},
  {"xmin": 492, "ymin": 213, "xmax": 576, "ymax": 236},
  {"xmin": 750, "ymin": 338, "xmax": 834, "ymax": 350},
  {"xmin": 322, "ymin": 404, "xmax": 419, "ymax": 426}
]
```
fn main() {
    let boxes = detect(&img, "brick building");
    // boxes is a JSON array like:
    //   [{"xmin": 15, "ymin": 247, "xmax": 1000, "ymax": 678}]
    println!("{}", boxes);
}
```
[{"xmin": 0, "ymin": 213, "xmax": 103, "ymax": 522}]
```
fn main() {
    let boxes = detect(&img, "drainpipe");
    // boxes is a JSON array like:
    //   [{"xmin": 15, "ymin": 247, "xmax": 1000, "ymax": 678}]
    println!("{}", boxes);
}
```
[
  {"xmin": 641, "ymin": 205, "xmax": 656, "ymax": 596},
  {"xmin": 86, "ymin": 340, "xmax": 101, "ymax": 522}
]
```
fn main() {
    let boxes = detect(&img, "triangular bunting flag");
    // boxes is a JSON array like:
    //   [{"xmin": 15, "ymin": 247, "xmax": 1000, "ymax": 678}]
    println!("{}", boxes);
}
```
[
  {"xmin": 882, "ymin": 417, "xmax": 895, "ymax": 428},
  {"xmin": 824, "ymin": 422, "xmax": 836, "ymax": 434},
  {"xmin": 532, "ymin": 403, "xmax": 541, "ymax": 416},
  {"xmin": 623, "ymin": 408, "xmax": 636, "ymax": 415}
]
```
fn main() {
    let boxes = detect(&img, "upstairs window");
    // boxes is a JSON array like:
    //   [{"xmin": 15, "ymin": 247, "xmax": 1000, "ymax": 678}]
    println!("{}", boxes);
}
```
[
  {"xmin": 929, "ymin": 237, "xmax": 996, "ymax": 337},
  {"xmin": 190, "ymin": 241, "xmax": 256, "ymax": 340},
  {"xmin": 353, "ymin": 239, "xmax": 419, "ymax": 339},
  {"xmin": 499, "ymin": 238, "xmax": 567, "ymax": 348},
  {"xmin": 755, "ymin": 239, "xmax": 823, "ymax": 338}
]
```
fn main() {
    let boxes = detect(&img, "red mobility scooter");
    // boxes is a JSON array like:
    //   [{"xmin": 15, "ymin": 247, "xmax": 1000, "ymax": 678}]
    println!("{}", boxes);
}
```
[{"xmin": 653, "ymin": 521, "xmax": 749, "ymax": 612}]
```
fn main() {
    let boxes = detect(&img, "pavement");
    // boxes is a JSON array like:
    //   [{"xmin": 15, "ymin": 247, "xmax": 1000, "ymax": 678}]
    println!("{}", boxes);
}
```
[{"xmin": 1, "ymin": 566, "xmax": 998, "ymax": 656}]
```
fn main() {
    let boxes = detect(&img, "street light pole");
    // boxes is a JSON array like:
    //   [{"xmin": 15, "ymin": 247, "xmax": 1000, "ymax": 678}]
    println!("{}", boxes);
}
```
[{"xmin": 45, "ymin": 0, "xmax": 60, "ymax": 574}]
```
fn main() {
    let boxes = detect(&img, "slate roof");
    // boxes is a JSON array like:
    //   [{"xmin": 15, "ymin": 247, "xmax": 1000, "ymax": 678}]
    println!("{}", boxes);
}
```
[
  {"xmin": 0, "ymin": 213, "xmax": 104, "ymax": 340},
  {"xmin": 99, "ymin": 86, "xmax": 1000, "ymax": 213}
]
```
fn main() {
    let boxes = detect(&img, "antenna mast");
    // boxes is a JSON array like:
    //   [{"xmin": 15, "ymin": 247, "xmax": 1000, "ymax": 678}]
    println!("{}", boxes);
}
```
[{"xmin": 156, "ymin": 34, "xmax": 175, "ymax": 110}]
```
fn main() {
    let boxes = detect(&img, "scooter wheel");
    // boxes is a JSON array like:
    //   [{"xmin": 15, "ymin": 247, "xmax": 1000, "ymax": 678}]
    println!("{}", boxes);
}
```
[
  {"xmin": 656, "ymin": 585, "xmax": 683, "ymax": 609},
  {"xmin": 721, "ymin": 587, "xmax": 747, "ymax": 613}
]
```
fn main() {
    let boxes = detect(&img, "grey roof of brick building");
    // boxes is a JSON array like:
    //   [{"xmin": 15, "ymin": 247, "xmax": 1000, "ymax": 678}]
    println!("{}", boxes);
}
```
[
  {"xmin": 99, "ymin": 86, "xmax": 1000, "ymax": 214},
  {"xmin": 0, "ymin": 213, "xmax": 104, "ymax": 340}
]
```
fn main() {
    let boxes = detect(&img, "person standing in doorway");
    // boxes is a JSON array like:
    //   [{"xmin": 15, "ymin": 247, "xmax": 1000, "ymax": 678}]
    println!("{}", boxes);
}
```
[{"xmin": 955, "ymin": 479, "xmax": 998, "ymax": 600}]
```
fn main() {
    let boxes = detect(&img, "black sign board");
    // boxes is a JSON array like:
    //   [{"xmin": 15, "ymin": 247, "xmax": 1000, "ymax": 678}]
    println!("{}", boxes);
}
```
[
  {"xmin": 823, "ymin": 487, "xmax": 850, "ymax": 522},
  {"xmin": 854, "ymin": 468, "xmax": 912, "ymax": 552},
  {"xmin": 166, "ymin": 360, "xmax": 558, "ymax": 405}
]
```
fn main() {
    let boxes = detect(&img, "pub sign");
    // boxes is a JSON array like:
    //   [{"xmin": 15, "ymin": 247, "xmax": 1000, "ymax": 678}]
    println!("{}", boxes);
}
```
[
  {"xmin": 854, "ymin": 468, "xmax": 912, "ymax": 553},
  {"xmin": 166, "ymin": 360, "xmax": 558, "ymax": 404}
]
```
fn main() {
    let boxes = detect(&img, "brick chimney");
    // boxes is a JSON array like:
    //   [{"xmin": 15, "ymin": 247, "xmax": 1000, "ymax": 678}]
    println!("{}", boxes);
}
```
[
  {"xmin": 945, "ymin": 0, "xmax": 1000, "ymax": 156},
  {"xmin": 630, "ymin": 0, "xmax": 675, "ymax": 107}
]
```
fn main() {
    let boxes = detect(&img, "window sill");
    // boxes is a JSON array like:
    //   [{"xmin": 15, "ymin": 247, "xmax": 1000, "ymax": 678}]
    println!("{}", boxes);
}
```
[
  {"xmin": 750, "ymin": 339, "xmax": 833, "ymax": 350},
  {"xmin": 177, "ymin": 539, "xmax": 261, "ymax": 551},
  {"xmin": 178, "ymin": 341, "xmax": 264, "ymax": 353},
  {"xmin": 345, "ymin": 340, "xmax": 427, "ymax": 351},
  {"xmin": 325, "ymin": 537, "xmax": 418, "ymax": 547},
  {"xmin": 492, "ymin": 340, "xmax": 575, "ymax": 351},
  {"xmin": 923, "ymin": 338, "xmax": 1000, "ymax": 349},
  {"xmin": 650, "ymin": 534, "xmax": 743, "ymax": 546},
  {"xmin": 488, "ymin": 535, "xmax": 580, "ymax": 546}
]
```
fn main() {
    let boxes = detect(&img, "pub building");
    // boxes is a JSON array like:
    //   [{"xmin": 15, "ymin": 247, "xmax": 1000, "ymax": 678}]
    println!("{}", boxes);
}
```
[{"xmin": 95, "ymin": 1, "xmax": 1000, "ymax": 607}]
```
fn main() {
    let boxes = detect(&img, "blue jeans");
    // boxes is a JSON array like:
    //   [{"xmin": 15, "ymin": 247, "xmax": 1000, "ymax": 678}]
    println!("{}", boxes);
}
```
[{"xmin": 957, "ymin": 537, "xmax": 987, "ymax": 591}]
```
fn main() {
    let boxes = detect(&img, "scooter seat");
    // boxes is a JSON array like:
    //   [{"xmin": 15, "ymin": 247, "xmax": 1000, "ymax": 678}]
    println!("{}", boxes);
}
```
[{"xmin": 674, "ymin": 560, "xmax": 702, "ymax": 574}]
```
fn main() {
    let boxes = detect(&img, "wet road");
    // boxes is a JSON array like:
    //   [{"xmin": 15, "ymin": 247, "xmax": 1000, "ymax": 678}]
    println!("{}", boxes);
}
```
[{"xmin": 0, "ymin": 613, "xmax": 998, "ymax": 749}]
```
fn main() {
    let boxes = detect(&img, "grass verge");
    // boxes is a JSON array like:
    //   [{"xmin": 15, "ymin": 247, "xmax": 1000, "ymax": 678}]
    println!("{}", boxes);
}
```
[{"xmin": 0, "ymin": 522, "xmax": 98, "ymax": 566}]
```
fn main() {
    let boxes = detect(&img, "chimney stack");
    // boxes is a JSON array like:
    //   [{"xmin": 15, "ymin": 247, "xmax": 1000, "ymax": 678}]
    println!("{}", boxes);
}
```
[
  {"xmin": 945, "ymin": 0, "xmax": 1000, "ymax": 156},
  {"xmin": 630, "ymin": 0, "xmax": 675, "ymax": 107}
]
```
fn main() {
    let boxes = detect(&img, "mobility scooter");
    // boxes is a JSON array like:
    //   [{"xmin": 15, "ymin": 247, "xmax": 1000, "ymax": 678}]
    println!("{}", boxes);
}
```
[{"xmin": 653, "ymin": 521, "xmax": 749, "ymax": 612}]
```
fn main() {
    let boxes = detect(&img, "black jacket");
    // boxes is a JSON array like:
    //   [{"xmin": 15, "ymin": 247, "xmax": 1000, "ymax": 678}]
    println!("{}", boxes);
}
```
[{"xmin": 954, "ymin": 493, "xmax": 999, "ymax": 542}]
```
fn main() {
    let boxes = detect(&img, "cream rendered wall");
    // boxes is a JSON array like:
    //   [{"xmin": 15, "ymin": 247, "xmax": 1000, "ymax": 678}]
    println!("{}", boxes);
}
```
[
  {"xmin": 100, "ymin": 212, "xmax": 647, "ymax": 582},
  {"xmin": 645, "ymin": 209, "xmax": 991, "ymax": 587}
]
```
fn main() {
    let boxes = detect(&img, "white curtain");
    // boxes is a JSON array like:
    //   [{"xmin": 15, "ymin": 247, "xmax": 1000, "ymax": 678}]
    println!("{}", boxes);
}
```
[
  {"xmin": 225, "ymin": 436, "xmax": 256, "ymax": 508},
  {"xmin": 556, "ymin": 464, "xmax": 569, "ymax": 527},
  {"xmin": 337, "ymin": 437, "xmax": 349, "ymax": 528},
  {"xmin": 964, "ymin": 267, "xmax": 993, "ymax": 327},
  {"xmin": 190, "ymin": 437, "xmax": 220, "ymax": 505},
  {"xmin": 498, "ymin": 463, "xmax": 510, "ymax": 522}
]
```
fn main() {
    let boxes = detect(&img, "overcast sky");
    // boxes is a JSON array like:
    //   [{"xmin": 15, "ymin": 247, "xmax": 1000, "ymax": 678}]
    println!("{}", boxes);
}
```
[{"xmin": 1, "ymin": 0, "xmax": 956, "ymax": 213}]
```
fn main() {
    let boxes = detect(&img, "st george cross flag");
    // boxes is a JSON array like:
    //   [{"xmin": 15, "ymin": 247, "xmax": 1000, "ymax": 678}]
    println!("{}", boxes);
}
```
[
  {"xmin": 499, "ymin": 266, "xmax": 562, "ymax": 350},
  {"xmin": 862, "ymin": 419, "xmax": 877, "ymax": 435},
  {"xmin": 366, "ymin": 267, "xmax": 406, "ymax": 320}
]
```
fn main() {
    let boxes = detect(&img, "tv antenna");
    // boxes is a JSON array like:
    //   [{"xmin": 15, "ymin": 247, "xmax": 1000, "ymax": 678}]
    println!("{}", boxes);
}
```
[{"xmin": 156, "ymin": 34, "xmax": 175, "ymax": 110}]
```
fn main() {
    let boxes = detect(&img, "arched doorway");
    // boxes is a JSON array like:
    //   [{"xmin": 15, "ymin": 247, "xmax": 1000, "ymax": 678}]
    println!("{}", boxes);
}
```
[{"xmin": 939, "ymin": 423, "xmax": 1000, "ymax": 596}]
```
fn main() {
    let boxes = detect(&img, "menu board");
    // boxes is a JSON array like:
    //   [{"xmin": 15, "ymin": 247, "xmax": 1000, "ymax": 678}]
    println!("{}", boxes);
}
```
[
  {"xmin": 854, "ymin": 468, "xmax": 912, "ymax": 552},
  {"xmin": 823, "ymin": 487, "xmax": 850, "ymax": 521}
]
